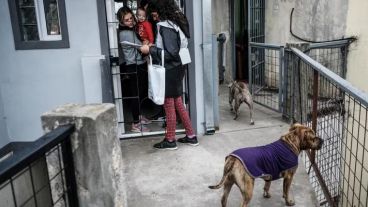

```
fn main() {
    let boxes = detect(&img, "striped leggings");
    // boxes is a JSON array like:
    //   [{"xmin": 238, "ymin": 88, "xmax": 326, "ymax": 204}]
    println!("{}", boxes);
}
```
[{"xmin": 164, "ymin": 97, "xmax": 194, "ymax": 141}]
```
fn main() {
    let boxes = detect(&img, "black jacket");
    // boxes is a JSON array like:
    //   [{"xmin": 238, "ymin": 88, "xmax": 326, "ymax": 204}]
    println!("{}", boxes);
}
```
[{"xmin": 149, "ymin": 26, "xmax": 185, "ymax": 98}]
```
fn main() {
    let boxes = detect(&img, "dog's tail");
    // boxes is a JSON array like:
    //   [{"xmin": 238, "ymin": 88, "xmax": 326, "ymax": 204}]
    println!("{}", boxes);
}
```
[{"xmin": 208, "ymin": 157, "xmax": 236, "ymax": 189}]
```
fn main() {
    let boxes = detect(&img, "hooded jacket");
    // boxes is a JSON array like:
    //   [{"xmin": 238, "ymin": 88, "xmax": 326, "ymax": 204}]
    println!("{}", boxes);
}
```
[{"xmin": 149, "ymin": 23, "xmax": 188, "ymax": 97}]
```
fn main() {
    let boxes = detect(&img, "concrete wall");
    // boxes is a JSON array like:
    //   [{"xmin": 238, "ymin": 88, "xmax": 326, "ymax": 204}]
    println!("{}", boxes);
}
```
[
  {"xmin": 345, "ymin": 1, "xmax": 368, "ymax": 93},
  {"xmin": 42, "ymin": 104, "xmax": 126, "ymax": 207},
  {"xmin": 0, "ymin": 0, "xmax": 102, "ymax": 142},
  {"xmin": 212, "ymin": 0, "xmax": 232, "ymax": 82},
  {"xmin": 342, "ymin": 2, "xmax": 368, "ymax": 206},
  {"xmin": 186, "ymin": 0, "xmax": 206, "ymax": 135},
  {"xmin": 265, "ymin": 0, "xmax": 348, "ymax": 45},
  {"xmin": 0, "ymin": 86, "xmax": 9, "ymax": 148}
]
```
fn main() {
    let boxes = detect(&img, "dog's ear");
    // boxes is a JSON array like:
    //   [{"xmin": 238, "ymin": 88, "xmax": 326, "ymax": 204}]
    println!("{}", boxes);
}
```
[
  {"xmin": 289, "ymin": 123, "xmax": 308, "ymax": 142},
  {"xmin": 228, "ymin": 79, "xmax": 236, "ymax": 88}
]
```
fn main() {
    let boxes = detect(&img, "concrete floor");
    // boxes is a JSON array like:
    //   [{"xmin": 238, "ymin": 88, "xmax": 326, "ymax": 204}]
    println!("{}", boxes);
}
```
[{"xmin": 120, "ymin": 85, "xmax": 318, "ymax": 207}]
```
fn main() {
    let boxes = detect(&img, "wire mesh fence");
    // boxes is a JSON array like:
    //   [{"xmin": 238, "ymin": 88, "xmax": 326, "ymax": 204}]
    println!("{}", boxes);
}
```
[
  {"xmin": 290, "ymin": 48, "xmax": 368, "ymax": 207},
  {"xmin": 249, "ymin": 43, "xmax": 283, "ymax": 112}
]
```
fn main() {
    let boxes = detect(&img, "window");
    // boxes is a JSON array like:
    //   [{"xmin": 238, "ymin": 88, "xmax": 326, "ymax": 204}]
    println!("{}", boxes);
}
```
[{"xmin": 8, "ymin": 0, "xmax": 69, "ymax": 50}]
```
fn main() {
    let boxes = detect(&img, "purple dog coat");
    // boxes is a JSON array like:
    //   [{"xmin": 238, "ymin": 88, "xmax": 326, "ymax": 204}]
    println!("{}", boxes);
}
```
[{"xmin": 230, "ymin": 140, "xmax": 298, "ymax": 180}]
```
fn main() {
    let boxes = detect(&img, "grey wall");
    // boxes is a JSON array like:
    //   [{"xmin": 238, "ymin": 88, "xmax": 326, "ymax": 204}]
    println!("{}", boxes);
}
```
[
  {"xmin": 0, "ymin": 0, "xmax": 102, "ymax": 142},
  {"xmin": 185, "ymin": 0, "xmax": 206, "ymax": 135},
  {"xmin": 266, "ymin": 0, "xmax": 348, "ymax": 45},
  {"xmin": 0, "ymin": 86, "xmax": 9, "ymax": 148},
  {"xmin": 212, "ymin": 0, "xmax": 232, "ymax": 83}
]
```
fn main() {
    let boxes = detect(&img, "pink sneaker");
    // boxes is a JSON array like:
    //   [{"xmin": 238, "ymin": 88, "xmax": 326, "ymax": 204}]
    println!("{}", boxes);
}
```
[{"xmin": 131, "ymin": 123, "xmax": 150, "ymax": 133}]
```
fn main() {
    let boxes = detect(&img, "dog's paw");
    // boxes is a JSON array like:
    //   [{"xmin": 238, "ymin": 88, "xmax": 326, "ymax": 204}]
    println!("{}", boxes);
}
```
[{"xmin": 285, "ymin": 199, "xmax": 295, "ymax": 206}]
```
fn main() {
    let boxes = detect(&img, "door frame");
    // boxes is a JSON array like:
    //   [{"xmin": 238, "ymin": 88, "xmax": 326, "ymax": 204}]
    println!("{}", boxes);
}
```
[
  {"xmin": 99, "ymin": 0, "xmax": 195, "ymax": 138},
  {"xmin": 230, "ymin": 0, "xmax": 249, "ymax": 81}
]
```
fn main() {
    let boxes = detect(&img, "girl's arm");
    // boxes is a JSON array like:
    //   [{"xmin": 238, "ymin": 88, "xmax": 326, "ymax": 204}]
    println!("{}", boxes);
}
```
[{"xmin": 141, "ymin": 27, "xmax": 180, "ymax": 65}]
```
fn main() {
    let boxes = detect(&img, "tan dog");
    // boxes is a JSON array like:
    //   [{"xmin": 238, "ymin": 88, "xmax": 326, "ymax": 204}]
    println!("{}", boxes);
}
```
[
  {"xmin": 228, "ymin": 81, "xmax": 254, "ymax": 124},
  {"xmin": 209, "ymin": 124, "xmax": 323, "ymax": 207}
]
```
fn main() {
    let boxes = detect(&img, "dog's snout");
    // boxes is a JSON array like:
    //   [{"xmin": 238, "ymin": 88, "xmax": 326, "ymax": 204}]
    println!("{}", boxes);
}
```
[{"xmin": 317, "ymin": 138, "xmax": 324, "ymax": 149}]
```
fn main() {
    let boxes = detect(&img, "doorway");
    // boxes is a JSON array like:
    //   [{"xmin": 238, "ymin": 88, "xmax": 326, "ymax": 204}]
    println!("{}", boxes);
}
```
[
  {"xmin": 231, "ymin": 0, "xmax": 265, "ymax": 82},
  {"xmin": 105, "ymin": 0, "xmax": 189, "ymax": 138},
  {"xmin": 232, "ymin": 0, "xmax": 249, "ymax": 82}
]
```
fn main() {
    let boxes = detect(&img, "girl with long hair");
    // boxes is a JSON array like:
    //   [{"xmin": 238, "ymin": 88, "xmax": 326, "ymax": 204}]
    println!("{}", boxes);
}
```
[
  {"xmin": 118, "ymin": 6, "xmax": 151, "ymax": 133},
  {"xmin": 140, "ymin": 0, "xmax": 197, "ymax": 150}
]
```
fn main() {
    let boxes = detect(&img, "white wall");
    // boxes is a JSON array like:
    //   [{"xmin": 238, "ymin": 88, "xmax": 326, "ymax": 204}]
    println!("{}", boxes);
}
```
[
  {"xmin": 345, "ymin": 1, "xmax": 368, "ymax": 93},
  {"xmin": 0, "ymin": 0, "xmax": 102, "ymax": 142},
  {"xmin": 265, "ymin": 0, "xmax": 348, "ymax": 45},
  {"xmin": 0, "ymin": 86, "xmax": 9, "ymax": 148},
  {"xmin": 187, "ymin": 0, "xmax": 205, "ymax": 135}
]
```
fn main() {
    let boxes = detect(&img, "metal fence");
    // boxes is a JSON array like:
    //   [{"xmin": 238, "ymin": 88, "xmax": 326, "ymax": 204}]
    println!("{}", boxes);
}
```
[
  {"xmin": 290, "ymin": 48, "xmax": 368, "ymax": 207},
  {"xmin": 0, "ymin": 125, "xmax": 78, "ymax": 207},
  {"xmin": 249, "ymin": 42, "xmax": 284, "ymax": 112},
  {"xmin": 305, "ymin": 40, "xmax": 349, "ymax": 79}
]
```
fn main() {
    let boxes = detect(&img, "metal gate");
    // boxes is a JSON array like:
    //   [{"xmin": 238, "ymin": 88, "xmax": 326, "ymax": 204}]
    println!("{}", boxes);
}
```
[
  {"xmin": 249, "ymin": 43, "xmax": 284, "ymax": 112},
  {"xmin": 105, "ymin": 0, "xmax": 187, "ymax": 138},
  {"xmin": 247, "ymin": 0, "xmax": 285, "ymax": 112}
]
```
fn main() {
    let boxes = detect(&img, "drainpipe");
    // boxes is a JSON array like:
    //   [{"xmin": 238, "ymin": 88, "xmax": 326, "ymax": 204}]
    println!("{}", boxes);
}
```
[{"xmin": 201, "ymin": 0, "xmax": 218, "ymax": 134}]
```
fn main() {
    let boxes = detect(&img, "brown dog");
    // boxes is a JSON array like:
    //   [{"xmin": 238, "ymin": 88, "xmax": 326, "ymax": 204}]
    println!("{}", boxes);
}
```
[
  {"xmin": 228, "ymin": 81, "xmax": 254, "ymax": 124},
  {"xmin": 209, "ymin": 124, "xmax": 323, "ymax": 207}
]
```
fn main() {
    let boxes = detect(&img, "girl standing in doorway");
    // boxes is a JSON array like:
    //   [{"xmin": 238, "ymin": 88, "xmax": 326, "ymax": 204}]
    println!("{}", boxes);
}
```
[{"xmin": 140, "ymin": 0, "xmax": 198, "ymax": 150}]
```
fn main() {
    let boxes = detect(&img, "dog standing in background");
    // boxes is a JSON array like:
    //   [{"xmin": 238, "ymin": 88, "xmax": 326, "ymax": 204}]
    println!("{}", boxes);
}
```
[{"xmin": 228, "ymin": 81, "xmax": 254, "ymax": 125}]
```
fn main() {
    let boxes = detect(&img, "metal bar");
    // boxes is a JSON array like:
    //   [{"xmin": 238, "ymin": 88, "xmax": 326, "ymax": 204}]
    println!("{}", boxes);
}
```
[
  {"xmin": 249, "ymin": 42, "xmax": 282, "ymax": 49},
  {"xmin": 248, "ymin": 0, "xmax": 252, "ymax": 92},
  {"xmin": 0, "ymin": 125, "xmax": 75, "ymax": 184},
  {"xmin": 29, "ymin": 165, "xmax": 38, "ymax": 207},
  {"xmin": 57, "ymin": 145, "xmax": 67, "ymax": 206},
  {"xmin": 308, "ymin": 39, "xmax": 351, "ymax": 50},
  {"xmin": 291, "ymin": 48, "xmax": 368, "ymax": 107},
  {"xmin": 279, "ymin": 46, "xmax": 284, "ymax": 113},
  {"xmin": 306, "ymin": 151, "xmax": 336, "ymax": 207},
  {"xmin": 312, "ymin": 70, "xmax": 319, "ymax": 132},
  {"xmin": 212, "ymin": 34, "xmax": 220, "ymax": 129},
  {"xmin": 61, "ymin": 136, "xmax": 79, "ymax": 207},
  {"xmin": 10, "ymin": 178, "xmax": 18, "ymax": 207}
]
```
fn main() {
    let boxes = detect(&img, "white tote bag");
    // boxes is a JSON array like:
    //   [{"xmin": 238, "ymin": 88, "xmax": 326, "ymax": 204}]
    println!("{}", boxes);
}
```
[{"xmin": 148, "ymin": 51, "xmax": 165, "ymax": 105}]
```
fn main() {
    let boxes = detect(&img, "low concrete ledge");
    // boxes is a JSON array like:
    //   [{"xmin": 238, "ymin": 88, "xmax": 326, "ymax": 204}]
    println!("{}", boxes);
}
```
[{"xmin": 41, "ymin": 103, "xmax": 126, "ymax": 207}]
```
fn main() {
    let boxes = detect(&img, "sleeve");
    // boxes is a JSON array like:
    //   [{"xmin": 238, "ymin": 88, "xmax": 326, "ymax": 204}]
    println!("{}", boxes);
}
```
[
  {"xmin": 149, "ymin": 27, "xmax": 180, "ymax": 65},
  {"xmin": 118, "ymin": 30, "xmax": 125, "ymax": 65},
  {"xmin": 144, "ymin": 21, "xmax": 154, "ymax": 44}
]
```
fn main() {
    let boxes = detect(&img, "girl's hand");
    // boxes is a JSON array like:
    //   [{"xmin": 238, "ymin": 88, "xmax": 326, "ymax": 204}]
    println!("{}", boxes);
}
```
[
  {"xmin": 140, "ymin": 45, "xmax": 150, "ymax": 54},
  {"xmin": 143, "ymin": 40, "xmax": 150, "ymax": 45}
]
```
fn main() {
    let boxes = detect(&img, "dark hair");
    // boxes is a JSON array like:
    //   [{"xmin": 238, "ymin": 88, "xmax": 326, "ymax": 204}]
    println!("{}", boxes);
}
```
[
  {"xmin": 117, "ymin": 6, "xmax": 136, "ymax": 25},
  {"xmin": 147, "ymin": 0, "xmax": 190, "ymax": 38},
  {"xmin": 137, "ymin": 7, "xmax": 146, "ymax": 14},
  {"xmin": 140, "ymin": 0, "xmax": 150, "ymax": 8}
]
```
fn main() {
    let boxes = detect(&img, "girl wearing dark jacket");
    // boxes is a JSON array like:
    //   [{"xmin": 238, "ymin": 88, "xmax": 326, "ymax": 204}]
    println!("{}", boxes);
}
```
[{"xmin": 140, "ymin": 0, "xmax": 198, "ymax": 150}]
